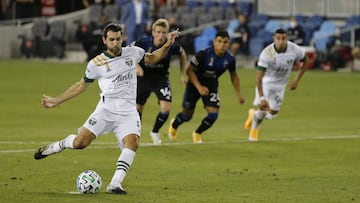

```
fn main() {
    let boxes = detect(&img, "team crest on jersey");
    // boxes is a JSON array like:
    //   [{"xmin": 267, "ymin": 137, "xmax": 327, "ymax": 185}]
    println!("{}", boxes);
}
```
[
  {"xmin": 287, "ymin": 59, "xmax": 294, "ymax": 65},
  {"xmin": 88, "ymin": 118, "xmax": 97, "ymax": 126},
  {"xmin": 125, "ymin": 58, "xmax": 133, "ymax": 67}
]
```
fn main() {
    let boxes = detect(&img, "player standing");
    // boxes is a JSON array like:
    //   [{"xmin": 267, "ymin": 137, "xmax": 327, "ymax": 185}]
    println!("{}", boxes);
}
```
[
  {"xmin": 168, "ymin": 30, "xmax": 245, "ymax": 143},
  {"xmin": 34, "ymin": 23, "xmax": 180, "ymax": 194},
  {"xmin": 134, "ymin": 18, "xmax": 187, "ymax": 144},
  {"xmin": 244, "ymin": 28, "xmax": 308, "ymax": 141}
]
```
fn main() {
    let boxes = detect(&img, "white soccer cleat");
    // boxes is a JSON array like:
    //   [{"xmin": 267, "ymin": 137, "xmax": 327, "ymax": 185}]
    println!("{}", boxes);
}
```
[
  {"xmin": 106, "ymin": 184, "xmax": 127, "ymax": 195},
  {"xmin": 150, "ymin": 132, "xmax": 162, "ymax": 145},
  {"xmin": 34, "ymin": 141, "xmax": 61, "ymax": 160}
]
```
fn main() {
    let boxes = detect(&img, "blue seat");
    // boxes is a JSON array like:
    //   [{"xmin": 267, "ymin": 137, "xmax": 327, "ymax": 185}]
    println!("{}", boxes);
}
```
[
  {"xmin": 226, "ymin": 19, "xmax": 240, "ymax": 39},
  {"xmin": 249, "ymin": 38, "xmax": 265, "ymax": 57},
  {"xmin": 193, "ymin": 26, "xmax": 217, "ymax": 53},
  {"xmin": 264, "ymin": 20, "xmax": 281, "ymax": 34},
  {"xmin": 313, "ymin": 31, "xmax": 333, "ymax": 52},
  {"xmin": 236, "ymin": 2, "xmax": 252, "ymax": 17}
]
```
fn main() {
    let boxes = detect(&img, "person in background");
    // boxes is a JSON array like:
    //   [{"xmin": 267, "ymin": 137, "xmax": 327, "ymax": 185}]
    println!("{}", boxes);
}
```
[
  {"xmin": 244, "ymin": 28, "xmax": 308, "ymax": 141},
  {"xmin": 34, "ymin": 23, "xmax": 180, "ymax": 194},
  {"xmin": 286, "ymin": 16, "xmax": 305, "ymax": 46},
  {"xmin": 134, "ymin": 18, "xmax": 187, "ymax": 144},
  {"xmin": 230, "ymin": 13, "xmax": 250, "ymax": 56},
  {"xmin": 168, "ymin": 30, "xmax": 245, "ymax": 143},
  {"xmin": 120, "ymin": 0, "xmax": 151, "ymax": 45}
]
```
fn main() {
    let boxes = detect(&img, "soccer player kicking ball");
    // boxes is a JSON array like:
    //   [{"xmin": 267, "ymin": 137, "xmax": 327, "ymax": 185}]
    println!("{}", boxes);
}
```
[
  {"xmin": 244, "ymin": 28, "xmax": 308, "ymax": 141},
  {"xmin": 34, "ymin": 23, "xmax": 180, "ymax": 194},
  {"xmin": 168, "ymin": 30, "xmax": 245, "ymax": 143}
]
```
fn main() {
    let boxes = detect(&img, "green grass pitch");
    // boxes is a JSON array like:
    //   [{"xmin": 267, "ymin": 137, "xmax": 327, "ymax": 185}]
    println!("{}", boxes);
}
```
[{"xmin": 1, "ymin": 59, "xmax": 359, "ymax": 203}]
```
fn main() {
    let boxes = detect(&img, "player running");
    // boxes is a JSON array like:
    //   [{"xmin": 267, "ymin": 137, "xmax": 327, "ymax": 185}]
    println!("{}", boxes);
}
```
[
  {"xmin": 168, "ymin": 30, "xmax": 245, "ymax": 143},
  {"xmin": 244, "ymin": 28, "xmax": 309, "ymax": 141}
]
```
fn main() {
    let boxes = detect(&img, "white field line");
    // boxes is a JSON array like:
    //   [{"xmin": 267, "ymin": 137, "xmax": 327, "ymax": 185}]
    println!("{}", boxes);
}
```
[{"xmin": 0, "ymin": 134, "xmax": 359, "ymax": 154}]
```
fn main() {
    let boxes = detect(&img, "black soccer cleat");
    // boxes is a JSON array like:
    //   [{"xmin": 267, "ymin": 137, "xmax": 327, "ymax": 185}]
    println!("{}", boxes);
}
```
[{"xmin": 34, "ymin": 146, "xmax": 50, "ymax": 160}]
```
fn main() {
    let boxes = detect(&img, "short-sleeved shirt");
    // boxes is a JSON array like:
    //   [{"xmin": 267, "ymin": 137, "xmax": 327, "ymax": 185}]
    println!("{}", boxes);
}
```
[
  {"xmin": 257, "ymin": 41, "xmax": 306, "ymax": 90},
  {"xmin": 134, "ymin": 36, "xmax": 183, "ymax": 80},
  {"xmin": 85, "ymin": 46, "xmax": 145, "ymax": 114},
  {"xmin": 190, "ymin": 46, "xmax": 236, "ymax": 90}
]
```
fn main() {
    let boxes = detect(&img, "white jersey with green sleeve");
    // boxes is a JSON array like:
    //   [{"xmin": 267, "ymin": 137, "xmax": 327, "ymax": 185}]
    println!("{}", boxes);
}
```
[
  {"xmin": 257, "ymin": 41, "xmax": 305, "ymax": 90},
  {"xmin": 85, "ymin": 46, "xmax": 145, "ymax": 114}
]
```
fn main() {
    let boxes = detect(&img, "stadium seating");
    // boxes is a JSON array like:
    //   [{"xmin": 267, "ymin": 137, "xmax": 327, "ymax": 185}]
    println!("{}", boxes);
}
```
[
  {"xmin": 313, "ymin": 20, "xmax": 336, "ymax": 52},
  {"xmin": 193, "ymin": 26, "xmax": 217, "ymax": 53}
]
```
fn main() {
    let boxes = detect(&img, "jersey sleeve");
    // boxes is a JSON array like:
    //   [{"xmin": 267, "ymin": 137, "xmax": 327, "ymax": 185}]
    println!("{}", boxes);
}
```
[
  {"xmin": 84, "ymin": 61, "xmax": 98, "ymax": 82},
  {"xmin": 257, "ymin": 50, "xmax": 269, "ymax": 71},
  {"xmin": 190, "ymin": 50, "xmax": 206, "ymax": 71},
  {"xmin": 133, "ymin": 46, "xmax": 146, "ymax": 63}
]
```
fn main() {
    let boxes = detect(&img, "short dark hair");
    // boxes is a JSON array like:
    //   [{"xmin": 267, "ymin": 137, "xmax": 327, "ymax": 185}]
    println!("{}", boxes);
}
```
[
  {"xmin": 103, "ymin": 23, "xmax": 122, "ymax": 38},
  {"xmin": 274, "ymin": 28, "xmax": 288, "ymax": 35},
  {"xmin": 216, "ymin": 30, "xmax": 230, "ymax": 39}
]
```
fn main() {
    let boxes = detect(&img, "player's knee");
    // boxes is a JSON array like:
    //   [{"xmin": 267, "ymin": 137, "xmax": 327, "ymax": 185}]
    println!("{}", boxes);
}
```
[{"xmin": 123, "ymin": 134, "xmax": 140, "ymax": 151}]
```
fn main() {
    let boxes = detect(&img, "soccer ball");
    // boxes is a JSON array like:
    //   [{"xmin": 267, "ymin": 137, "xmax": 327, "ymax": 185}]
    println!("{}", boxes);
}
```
[{"xmin": 76, "ymin": 170, "xmax": 102, "ymax": 194}]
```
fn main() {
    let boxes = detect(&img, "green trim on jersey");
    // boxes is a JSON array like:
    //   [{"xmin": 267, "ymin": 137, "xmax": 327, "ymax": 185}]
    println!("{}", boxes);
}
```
[
  {"xmin": 83, "ymin": 76, "xmax": 95, "ymax": 83},
  {"xmin": 256, "ymin": 66, "xmax": 266, "ymax": 72},
  {"xmin": 299, "ymin": 54, "xmax": 307, "ymax": 62},
  {"xmin": 104, "ymin": 51, "xmax": 114, "ymax": 58}
]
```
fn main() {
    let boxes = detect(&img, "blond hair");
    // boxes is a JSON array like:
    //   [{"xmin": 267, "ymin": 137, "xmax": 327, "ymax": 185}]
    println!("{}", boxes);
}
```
[{"xmin": 152, "ymin": 18, "xmax": 169, "ymax": 31}]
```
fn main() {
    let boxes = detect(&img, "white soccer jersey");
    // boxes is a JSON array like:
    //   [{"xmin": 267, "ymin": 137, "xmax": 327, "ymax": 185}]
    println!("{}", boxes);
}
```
[
  {"xmin": 257, "ymin": 41, "xmax": 305, "ymax": 90},
  {"xmin": 85, "ymin": 46, "xmax": 145, "ymax": 114}
]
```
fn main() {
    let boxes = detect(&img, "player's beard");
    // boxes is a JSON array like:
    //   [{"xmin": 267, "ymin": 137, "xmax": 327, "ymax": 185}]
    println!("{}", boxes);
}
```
[{"xmin": 109, "ymin": 46, "xmax": 121, "ymax": 55}]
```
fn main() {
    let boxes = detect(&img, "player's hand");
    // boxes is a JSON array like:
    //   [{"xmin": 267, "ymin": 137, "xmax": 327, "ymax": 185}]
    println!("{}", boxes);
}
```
[
  {"xmin": 166, "ymin": 29, "xmax": 181, "ymax": 45},
  {"xmin": 259, "ymin": 100, "xmax": 270, "ymax": 111},
  {"xmin": 238, "ymin": 96, "xmax": 245, "ymax": 105},
  {"xmin": 42, "ymin": 94, "xmax": 58, "ymax": 108},
  {"xmin": 289, "ymin": 80, "xmax": 298, "ymax": 91},
  {"xmin": 197, "ymin": 86, "xmax": 209, "ymax": 96},
  {"xmin": 180, "ymin": 74, "xmax": 186, "ymax": 86}
]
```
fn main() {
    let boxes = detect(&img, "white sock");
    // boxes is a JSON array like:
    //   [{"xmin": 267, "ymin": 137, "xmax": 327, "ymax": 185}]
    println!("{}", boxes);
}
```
[
  {"xmin": 59, "ymin": 134, "xmax": 76, "ymax": 149},
  {"xmin": 110, "ymin": 148, "xmax": 136, "ymax": 186},
  {"xmin": 252, "ymin": 110, "xmax": 266, "ymax": 129}
]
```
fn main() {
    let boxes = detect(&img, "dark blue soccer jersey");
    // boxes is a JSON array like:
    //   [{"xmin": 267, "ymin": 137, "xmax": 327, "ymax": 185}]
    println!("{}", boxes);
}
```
[
  {"xmin": 190, "ymin": 46, "xmax": 236, "ymax": 87},
  {"xmin": 134, "ymin": 36, "xmax": 183, "ymax": 79}
]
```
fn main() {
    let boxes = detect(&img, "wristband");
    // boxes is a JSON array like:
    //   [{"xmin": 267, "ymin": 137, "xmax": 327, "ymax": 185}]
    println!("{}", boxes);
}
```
[{"xmin": 260, "ymin": 96, "xmax": 266, "ymax": 101}]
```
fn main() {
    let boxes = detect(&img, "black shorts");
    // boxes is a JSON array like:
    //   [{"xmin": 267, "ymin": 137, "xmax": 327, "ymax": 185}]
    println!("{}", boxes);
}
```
[
  {"xmin": 182, "ymin": 82, "xmax": 220, "ymax": 109},
  {"xmin": 136, "ymin": 76, "xmax": 172, "ymax": 105}
]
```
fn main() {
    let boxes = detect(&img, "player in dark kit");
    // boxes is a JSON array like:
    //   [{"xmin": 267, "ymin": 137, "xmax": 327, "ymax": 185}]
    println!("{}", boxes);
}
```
[
  {"xmin": 134, "ymin": 18, "xmax": 187, "ymax": 144},
  {"xmin": 168, "ymin": 30, "xmax": 245, "ymax": 143}
]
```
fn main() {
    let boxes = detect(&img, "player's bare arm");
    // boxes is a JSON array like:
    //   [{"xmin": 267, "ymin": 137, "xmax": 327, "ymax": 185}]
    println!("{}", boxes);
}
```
[
  {"xmin": 42, "ymin": 78, "xmax": 90, "ymax": 108},
  {"xmin": 230, "ymin": 71, "xmax": 245, "ymax": 105},
  {"xmin": 289, "ymin": 57, "xmax": 308, "ymax": 90},
  {"xmin": 187, "ymin": 65, "xmax": 209, "ymax": 96},
  {"xmin": 256, "ymin": 70, "xmax": 269, "ymax": 110},
  {"xmin": 144, "ymin": 29, "xmax": 181, "ymax": 64},
  {"xmin": 179, "ymin": 51, "xmax": 187, "ymax": 85}
]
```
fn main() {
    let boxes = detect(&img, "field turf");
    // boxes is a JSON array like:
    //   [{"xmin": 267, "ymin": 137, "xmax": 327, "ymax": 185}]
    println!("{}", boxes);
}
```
[{"xmin": 1, "ymin": 60, "xmax": 359, "ymax": 203}]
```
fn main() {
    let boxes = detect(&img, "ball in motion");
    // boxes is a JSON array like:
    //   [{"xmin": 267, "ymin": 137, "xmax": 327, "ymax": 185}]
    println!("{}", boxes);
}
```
[{"xmin": 76, "ymin": 170, "xmax": 102, "ymax": 194}]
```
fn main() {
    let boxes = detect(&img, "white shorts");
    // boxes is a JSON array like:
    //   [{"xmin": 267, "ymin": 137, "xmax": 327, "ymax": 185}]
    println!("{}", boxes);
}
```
[
  {"xmin": 253, "ymin": 86, "xmax": 285, "ymax": 111},
  {"xmin": 82, "ymin": 99, "xmax": 141, "ymax": 149}
]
